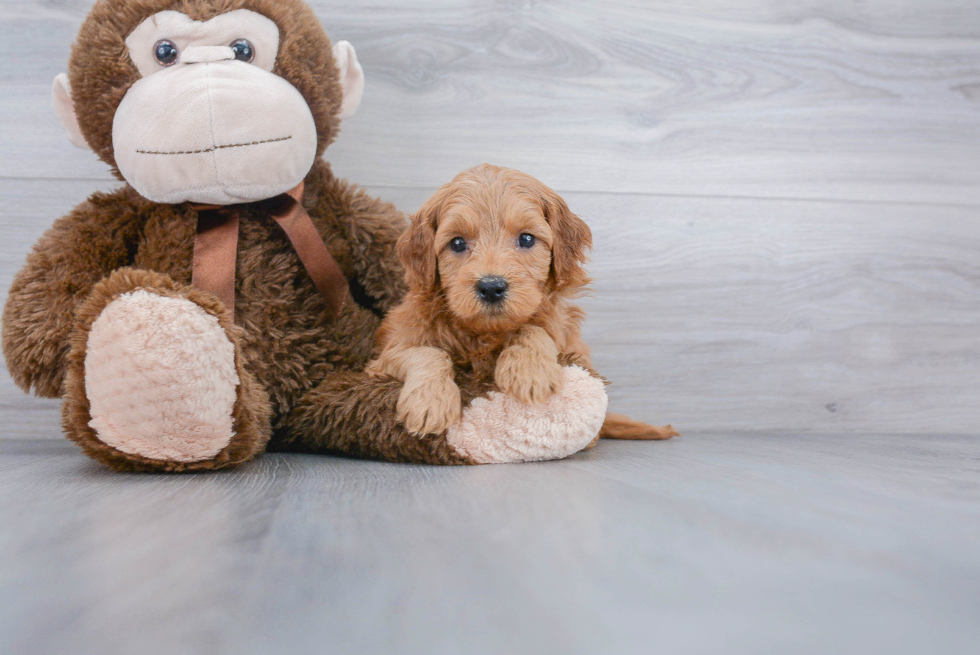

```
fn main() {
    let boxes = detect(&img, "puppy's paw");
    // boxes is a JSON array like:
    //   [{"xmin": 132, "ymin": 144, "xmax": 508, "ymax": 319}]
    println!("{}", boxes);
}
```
[
  {"xmin": 495, "ymin": 348, "xmax": 565, "ymax": 405},
  {"xmin": 364, "ymin": 359, "xmax": 385, "ymax": 378},
  {"xmin": 397, "ymin": 376, "xmax": 462, "ymax": 436}
]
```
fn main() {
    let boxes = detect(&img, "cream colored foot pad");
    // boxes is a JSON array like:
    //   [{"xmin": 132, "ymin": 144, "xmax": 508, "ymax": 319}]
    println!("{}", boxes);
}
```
[{"xmin": 85, "ymin": 290, "xmax": 239, "ymax": 463}]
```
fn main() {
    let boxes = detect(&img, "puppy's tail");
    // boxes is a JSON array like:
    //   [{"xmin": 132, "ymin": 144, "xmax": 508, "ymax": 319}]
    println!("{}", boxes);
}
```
[{"xmin": 600, "ymin": 413, "xmax": 678, "ymax": 440}]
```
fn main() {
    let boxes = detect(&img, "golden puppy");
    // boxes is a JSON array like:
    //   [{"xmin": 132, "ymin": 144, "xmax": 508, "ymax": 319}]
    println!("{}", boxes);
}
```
[{"xmin": 367, "ymin": 164, "xmax": 677, "ymax": 442}]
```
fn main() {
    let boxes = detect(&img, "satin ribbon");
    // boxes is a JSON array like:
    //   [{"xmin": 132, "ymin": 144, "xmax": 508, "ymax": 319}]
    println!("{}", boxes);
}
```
[{"xmin": 191, "ymin": 182, "xmax": 348, "ymax": 320}]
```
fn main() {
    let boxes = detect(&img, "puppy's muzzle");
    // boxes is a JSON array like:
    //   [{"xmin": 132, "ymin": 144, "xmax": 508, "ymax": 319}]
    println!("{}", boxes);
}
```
[{"xmin": 476, "ymin": 276, "xmax": 508, "ymax": 305}]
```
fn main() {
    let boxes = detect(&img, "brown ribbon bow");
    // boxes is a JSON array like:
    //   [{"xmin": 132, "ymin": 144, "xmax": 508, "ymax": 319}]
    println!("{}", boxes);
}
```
[{"xmin": 191, "ymin": 182, "xmax": 348, "ymax": 320}]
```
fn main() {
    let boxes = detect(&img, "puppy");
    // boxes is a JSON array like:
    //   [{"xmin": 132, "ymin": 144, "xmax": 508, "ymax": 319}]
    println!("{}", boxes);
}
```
[{"xmin": 366, "ymin": 164, "xmax": 677, "ymax": 442}]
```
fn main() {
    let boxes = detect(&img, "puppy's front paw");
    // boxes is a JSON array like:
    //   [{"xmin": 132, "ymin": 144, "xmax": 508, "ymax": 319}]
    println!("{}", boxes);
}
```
[
  {"xmin": 495, "ymin": 348, "xmax": 565, "ymax": 404},
  {"xmin": 397, "ymin": 376, "xmax": 462, "ymax": 436}
]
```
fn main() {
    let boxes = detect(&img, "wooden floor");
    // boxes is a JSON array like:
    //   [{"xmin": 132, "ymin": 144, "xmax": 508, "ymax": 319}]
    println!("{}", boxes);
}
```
[
  {"xmin": 1, "ymin": 0, "xmax": 979, "ymax": 653},
  {"xmin": 2, "ymin": 434, "xmax": 979, "ymax": 655}
]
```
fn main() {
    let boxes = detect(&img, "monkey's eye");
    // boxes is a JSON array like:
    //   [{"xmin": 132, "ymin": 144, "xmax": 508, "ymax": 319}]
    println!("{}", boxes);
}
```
[
  {"xmin": 230, "ymin": 39, "xmax": 255, "ymax": 63},
  {"xmin": 153, "ymin": 40, "xmax": 179, "ymax": 67},
  {"xmin": 518, "ymin": 233, "xmax": 536, "ymax": 249},
  {"xmin": 449, "ymin": 237, "xmax": 467, "ymax": 253}
]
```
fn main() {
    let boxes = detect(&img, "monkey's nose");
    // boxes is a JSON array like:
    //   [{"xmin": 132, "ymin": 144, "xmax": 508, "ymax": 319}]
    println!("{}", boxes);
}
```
[
  {"xmin": 476, "ymin": 276, "xmax": 509, "ymax": 304},
  {"xmin": 181, "ymin": 46, "xmax": 236, "ymax": 65}
]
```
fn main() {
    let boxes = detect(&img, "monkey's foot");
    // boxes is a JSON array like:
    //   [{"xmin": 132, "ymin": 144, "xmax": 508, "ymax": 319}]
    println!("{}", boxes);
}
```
[
  {"xmin": 447, "ymin": 366, "xmax": 608, "ymax": 464},
  {"xmin": 63, "ymin": 269, "xmax": 271, "ymax": 472},
  {"xmin": 85, "ymin": 289, "xmax": 239, "ymax": 462}
]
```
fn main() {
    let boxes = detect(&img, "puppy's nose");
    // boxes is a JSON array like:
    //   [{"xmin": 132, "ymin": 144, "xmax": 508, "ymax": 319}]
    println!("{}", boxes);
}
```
[{"xmin": 476, "ymin": 276, "xmax": 509, "ymax": 304}]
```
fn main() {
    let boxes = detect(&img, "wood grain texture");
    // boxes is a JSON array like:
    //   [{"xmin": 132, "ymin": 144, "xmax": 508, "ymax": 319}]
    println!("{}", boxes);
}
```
[
  {"xmin": 347, "ymin": 187, "xmax": 980, "ymax": 435},
  {"xmin": 0, "ymin": 435, "xmax": 977, "ymax": 654},
  {"xmin": 0, "ymin": 1, "xmax": 979, "ymax": 203},
  {"xmin": 1, "ymin": 4, "xmax": 978, "ymax": 653},
  {"xmin": 1, "ymin": 0, "xmax": 979, "ymax": 437},
  {"xmin": 3, "ymin": 180, "xmax": 979, "ymax": 436}
]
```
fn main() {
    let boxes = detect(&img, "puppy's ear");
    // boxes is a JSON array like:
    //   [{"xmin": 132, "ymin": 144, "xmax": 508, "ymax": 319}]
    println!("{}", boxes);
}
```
[
  {"xmin": 541, "ymin": 187, "xmax": 592, "ymax": 289},
  {"xmin": 398, "ymin": 190, "xmax": 444, "ymax": 291}
]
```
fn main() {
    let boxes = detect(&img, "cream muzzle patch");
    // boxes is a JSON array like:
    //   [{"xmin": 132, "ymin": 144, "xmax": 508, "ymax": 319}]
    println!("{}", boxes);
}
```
[
  {"xmin": 112, "ymin": 10, "xmax": 316, "ymax": 205},
  {"xmin": 52, "ymin": 9, "xmax": 365, "ymax": 206}
]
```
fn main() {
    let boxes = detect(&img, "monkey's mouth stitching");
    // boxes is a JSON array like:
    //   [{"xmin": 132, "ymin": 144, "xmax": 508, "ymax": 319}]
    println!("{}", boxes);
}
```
[{"xmin": 136, "ymin": 136, "xmax": 293, "ymax": 156}]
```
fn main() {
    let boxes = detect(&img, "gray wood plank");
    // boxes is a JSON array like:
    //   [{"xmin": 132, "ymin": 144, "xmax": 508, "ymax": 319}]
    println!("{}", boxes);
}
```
[
  {"xmin": 377, "ymin": 187, "xmax": 980, "ymax": 435},
  {"xmin": 0, "ymin": 433, "xmax": 977, "ymax": 655},
  {"xmin": 3, "ymin": 181, "xmax": 979, "ymax": 437},
  {"xmin": 2, "ymin": 3, "xmax": 978, "ymax": 654},
  {"xmin": 577, "ymin": 192, "xmax": 980, "ymax": 435},
  {"xmin": 1, "ymin": 1, "xmax": 979, "ymax": 204}
]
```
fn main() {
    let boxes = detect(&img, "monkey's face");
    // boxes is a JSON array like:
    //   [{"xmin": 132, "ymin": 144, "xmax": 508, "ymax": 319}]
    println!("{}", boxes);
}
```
[
  {"xmin": 55, "ymin": 2, "xmax": 364, "ymax": 206},
  {"xmin": 113, "ymin": 10, "xmax": 318, "ymax": 205}
]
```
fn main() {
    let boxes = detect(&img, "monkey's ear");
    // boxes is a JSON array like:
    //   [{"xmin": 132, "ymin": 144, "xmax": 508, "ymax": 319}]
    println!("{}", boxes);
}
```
[
  {"xmin": 52, "ymin": 74, "xmax": 90, "ymax": 151},
  {"xmin": 332, "ymin": 41, "xmax": 365, "ymax": 120}
]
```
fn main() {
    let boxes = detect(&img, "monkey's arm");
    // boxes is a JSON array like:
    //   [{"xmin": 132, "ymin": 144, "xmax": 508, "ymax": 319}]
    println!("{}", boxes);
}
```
[
  {"xmin": 281, "ymin": 357, "xmax": 608, "ymax": 465},
  {"xmin": 280, "ymin": 314, "xmax": 608, "ymax": 464},
  {"xmin": 306, "ymin": 165, "xmax": 409, "ymax": 315},
  {"xmin": 2, "ymin": 191, "xmax": 142, "ymax": 397},
  {"xmin": 339, "ymin": 190, "xmax": 408, "ymax": 314}
]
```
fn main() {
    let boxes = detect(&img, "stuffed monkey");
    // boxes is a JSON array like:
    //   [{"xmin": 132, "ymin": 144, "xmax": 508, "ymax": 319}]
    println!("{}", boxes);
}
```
[{"xmin": 2, "ymin": 0, "xmax": 610, "ymax": 472}]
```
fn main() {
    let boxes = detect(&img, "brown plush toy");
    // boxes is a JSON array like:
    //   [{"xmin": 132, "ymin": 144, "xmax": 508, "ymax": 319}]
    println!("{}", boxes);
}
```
[{"xmin": 2, "ymin": 0, "xmax": 622, "ymax": 472}]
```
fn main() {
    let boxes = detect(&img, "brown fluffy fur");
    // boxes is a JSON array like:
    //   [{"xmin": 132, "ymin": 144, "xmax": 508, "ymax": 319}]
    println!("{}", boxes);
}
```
[
  {"xmin": 368, "ymin": 164, "xmax": 677, "ymax": 441},
  {"xmin": 62, "ymin": 268, "xmax": 272, "ymax": 472},
  {"xmin": 3, "ymin": 1, "xmax": 671, "ymax": 470},
  {"xmin": 3, "ymin": 0, "xmax": 480, "ymax": 470}
]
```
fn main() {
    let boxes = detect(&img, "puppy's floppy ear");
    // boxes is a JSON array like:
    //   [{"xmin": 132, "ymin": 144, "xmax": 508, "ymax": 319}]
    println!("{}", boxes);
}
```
[
  {"xmin": 540, "ymin": 187, "xmax": 592, "ymax": 289},
  {"xmin": 398, "ymin": 188, "xmax": 445, "ymax": 291}
]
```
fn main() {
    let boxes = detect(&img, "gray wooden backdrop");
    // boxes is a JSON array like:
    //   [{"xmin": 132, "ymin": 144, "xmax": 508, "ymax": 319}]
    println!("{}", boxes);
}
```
[{"xmin": 1, "ymin": 0, "xmax": 978, "ymax": 438}]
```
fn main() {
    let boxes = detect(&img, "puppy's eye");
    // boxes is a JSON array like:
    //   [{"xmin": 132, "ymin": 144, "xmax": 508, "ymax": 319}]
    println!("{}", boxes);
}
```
[
  {"xmin": 230, "ymin": 39, "xmax": 255, "ymax": 63},
  {"xmin": 449, "ymin": 237, "xmax": 467, "ymax": 253},
  {"xmin": 154, "ymin": 40, "xmax": 179, "ymax": 67},
  {"xmin": 518, "ymin": 233, "xmax": 536, "ymax": 249}
]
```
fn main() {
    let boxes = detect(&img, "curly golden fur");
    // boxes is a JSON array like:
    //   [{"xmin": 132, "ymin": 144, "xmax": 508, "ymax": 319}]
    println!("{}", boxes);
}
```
[{"xmin": 368, "ymin": 164, "xmax": 678, "ymax": 441}]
